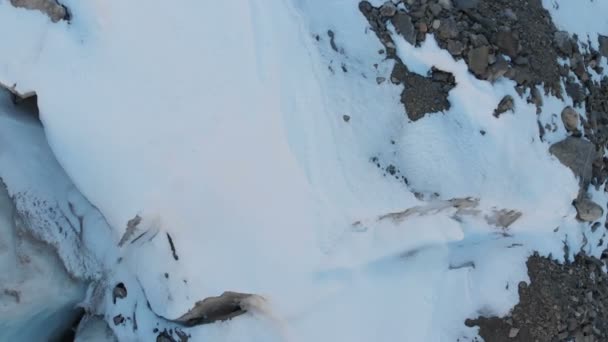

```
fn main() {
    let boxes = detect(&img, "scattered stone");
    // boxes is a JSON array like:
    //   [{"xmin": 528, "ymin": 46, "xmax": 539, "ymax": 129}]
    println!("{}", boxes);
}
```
[
  {"xmin": 561, "ymin": 106, "xmax": 579, "ymax": 132},
  {"xmin": 391, "ymin": 12, "xmax": 416, "ymax": 45},
  {"xmin": 549, "ymin": 137, "xmax": 597, "ymax": 184},
  {"xmin": 468, "ymin": 46, "xmax": 490, "ymax": 76},
  {"xmin": 494, "ymin": 95, "xmax": 514, "ymax": 117},
  {"xmin": 10, "ymin": 0, "xmax": 67, "ymax": 22},
  {"xmin": 554, "ymin": 31, "xmax": 573, "ymax": 56},
  {"xmin": 375, "ymin": 77, "xmax": 386, "ymax": 84},
  {"xmin": 574, "ymin": 198, "xmax": 604, "ymax": 222},
  {"xmin": 599, "ymin": 35, "xmax": 608, "ymax": 58}
]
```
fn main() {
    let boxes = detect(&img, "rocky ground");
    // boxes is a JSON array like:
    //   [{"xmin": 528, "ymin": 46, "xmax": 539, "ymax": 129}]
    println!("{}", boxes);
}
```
[{"xmin": 360, "ymin": 0, "xmax": 608, "ymax": 341}]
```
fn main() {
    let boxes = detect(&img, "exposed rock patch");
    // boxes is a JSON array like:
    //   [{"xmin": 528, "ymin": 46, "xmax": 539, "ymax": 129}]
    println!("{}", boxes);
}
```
[
  {"xmin": 360, "ymin": 1, "xmax": 455, "ymax": 121},
  {"xmin": 466, "ymin": 253, "xmax": 608, "ymax": 342}
]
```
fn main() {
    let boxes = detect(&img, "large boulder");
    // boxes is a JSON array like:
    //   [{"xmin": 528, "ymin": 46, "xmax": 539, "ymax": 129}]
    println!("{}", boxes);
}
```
[
  {"xmin": 549, "ymin": 137, "xmax": 597, "ymax": 184},
  {"xmin": 9, "ymin": 0, "xmax": 67, "ymax": 22},
  {"xmin": 574, "ymin": 198, "xmax": 604, "ymax": 222}
]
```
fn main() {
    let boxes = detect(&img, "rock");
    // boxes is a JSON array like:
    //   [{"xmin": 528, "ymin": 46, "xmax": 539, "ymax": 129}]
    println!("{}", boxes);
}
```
[
  {"xmin": 494, "ymin": 95, "xmax": 514, "ymax": 117},
  {"xmin": 488, "ymin": 56, "xmax": 509, "ymax": 82},
  {"xmin": 549, "ymin": 137, "xmax": 597, "ymax": 183},
  {"xmin": 174, "ymin": 291, "xmax": 255, "ymax": 327},
  {"xmin": 496, "ymin": 30, "xmax": 519, "ymax": 58},
  {"xmin": 432, "ymin": 19, "xmax": 441, "ymax": 30},
  {"xmin": 380, "ymin": 1, "xmax": 397, "ymax": 17},
  {"xmin": 10, "ymin": 0, "xmax": 67, "ymax": 22},
  {"xmin": 453, "ymin": 0, "xmax": 479, "ymax": 10},
  {"xmin": 561, "ymin": 106, "xmax": 580, "ymax": 132},
  {"xmin": 391, "ymin": 12, "xmax": 416, "ymax": 45},
  {"xmin": 343, "ymin": 114, "xmax": 351, "ymax": 122},
  {"xmin": 599, "ymin": 35, "xmax": 608, "ymax": 58},
  {"xmin": 429, "ymin": 3, "xmax": 442, "ymax": 16},
  {"xmin": 469, "ymin": 33, "xmax": 489, "ymax": 48},
  {"xmin": 437, "ymin": 0, "xmax": 452, "ymax": 9},
  {"xmin": 508, "ymin": 327, "xmax": 520, "ymax": 338},
  {"xmin": 554, "ymin": 31, "xmax": 574, "ymax": 56},
  {"xmin": 376, "ymin": 77, "xmax": 386, "ymax": 84},
  {"xmin": 468, "ymin": 46, "xmax": 490, "ymax": 76},
  {"xmin": 112, "ymin": 283, "xmax": 127, "ymax": 303},
  {"xmin": 358, "ymin": 1, "xmax": 373, "ymax": 14},
  {"xmin": 503, "ymin": 8, "xmax": 517, "ymax": 21},
  {"xmin": 574, "ymin": 198, "xmax": 604, "ymax": 222},
  {"xmin": 447, "ymin": 39, "xmax": 464, "ymax": 56},
  {"xmin": 438, "ymin": 17, "xmax": 459, "ymax": 39}
]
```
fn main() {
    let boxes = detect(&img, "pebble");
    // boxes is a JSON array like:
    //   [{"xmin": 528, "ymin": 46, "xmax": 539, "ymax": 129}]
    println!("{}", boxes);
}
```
[
  {"xmin": 432, "ymin": 19, "xmax": 441, "ymax": 30},
  {"xmin": 508, "ymin": 327, "xmax": 520, "ymax": 338},
  {"xmin": 447, "ymin": 39, "xmax": 464, "ymax": 55}
]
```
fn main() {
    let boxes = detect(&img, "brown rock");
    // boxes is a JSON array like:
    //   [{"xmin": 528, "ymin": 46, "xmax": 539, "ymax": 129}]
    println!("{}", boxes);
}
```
[
  {"xmin": 468, "ymin": 46, "xmax": 490, "ymax": 76},
  {"xmin": 10, "ymin": 0, "xmax": 66, "ymax": 22},
  {"xmin": 561, "ymin": 106, "xmax": 579, "ymax": 132}
]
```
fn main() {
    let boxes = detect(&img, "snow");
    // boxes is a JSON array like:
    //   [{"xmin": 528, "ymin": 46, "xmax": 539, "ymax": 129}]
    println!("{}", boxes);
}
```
[
  {"xmin": 543, "ymin": 0, "xmax": 608, "ymax": 51},
  {"xmin": 0, "ymin": 0, "xmax": 604, "ymax": 341}
]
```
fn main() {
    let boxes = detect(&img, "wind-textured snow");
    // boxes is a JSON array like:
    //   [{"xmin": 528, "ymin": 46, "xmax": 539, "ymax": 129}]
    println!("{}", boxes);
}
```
[{"xmin": 0, "ymin": 0, "xmax": 606, "ymax": 341}]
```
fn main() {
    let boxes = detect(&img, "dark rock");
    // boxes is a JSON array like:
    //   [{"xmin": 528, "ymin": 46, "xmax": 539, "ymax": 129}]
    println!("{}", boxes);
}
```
[
  {"xmin": 390, "ymin": 62, "xmax": 408, "ymax": 84},
  {"xmin": 429, "ymin": 3, "xmax": 442, "ymax": 16},
  {"xmin": 554, "ymin": 31, "xmax": 573, "ymax": 56},
  {"xmin": 358, "ymin": 1, "xmax": 373, "ymax": 14},
  {"xmin": 468, "ymin": 46, "xmax": 490, "ymax": 76},
  {"xmin": 112, "ymin": 283, "xmax": 127, "ymax": 304},
  {"xmin": 494, "ymin": 95, "xmax": 514, "ymax": 117},
  {"xmin": 453, "ymin": 0, "xmax": 479, "ymax": 10},
  {"xmin": 549, "ymin": 137, "xmax": 597, "ymax": 183},
  {"xmin": 469, "ymin": 33, "xmax": 489, "ymax": 48},
  {"xmin": 401, "ymin": 71, "xmax": 453, "ymax": 121},
  {"xmin": 574, "ymin": 198, "xmax": 604, "ymax": 222},
  {"xmin": 447, "ymin": 39, "xmax": 464, "ymax": 56},
  {"xmin": 565, "ymin": 81, "xmax": 586, "ymax": 106},
  {"xmin": 437, "ymin": 17, "xmax": 459, "ymax": 39},
  {"xmin": 113, "ymin": 314, "xmax": 124, "ymax": 326},
  {"xmin": 174, "ymin": 291, "xmax": 253, "ymax": 327},
  {"xmin": 342, "ymin": 115, "xmax": 351, "ymax": 122},
  {"xmin": 599, "ymin": 35, "xmax": 608, "ymax": 58},
  {"xmin": 496, "ymin": 30, "xmax": 519, "ymax": 58},
  {"xmin": 391, "ymin": 12, "xmax": 416, "ymax": 45}
]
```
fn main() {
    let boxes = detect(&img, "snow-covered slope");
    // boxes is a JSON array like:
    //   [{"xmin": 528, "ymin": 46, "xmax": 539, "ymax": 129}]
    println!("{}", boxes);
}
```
[{"xmin": 0, "ymin": 0, "xmax": 606, "ymax": 341}]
